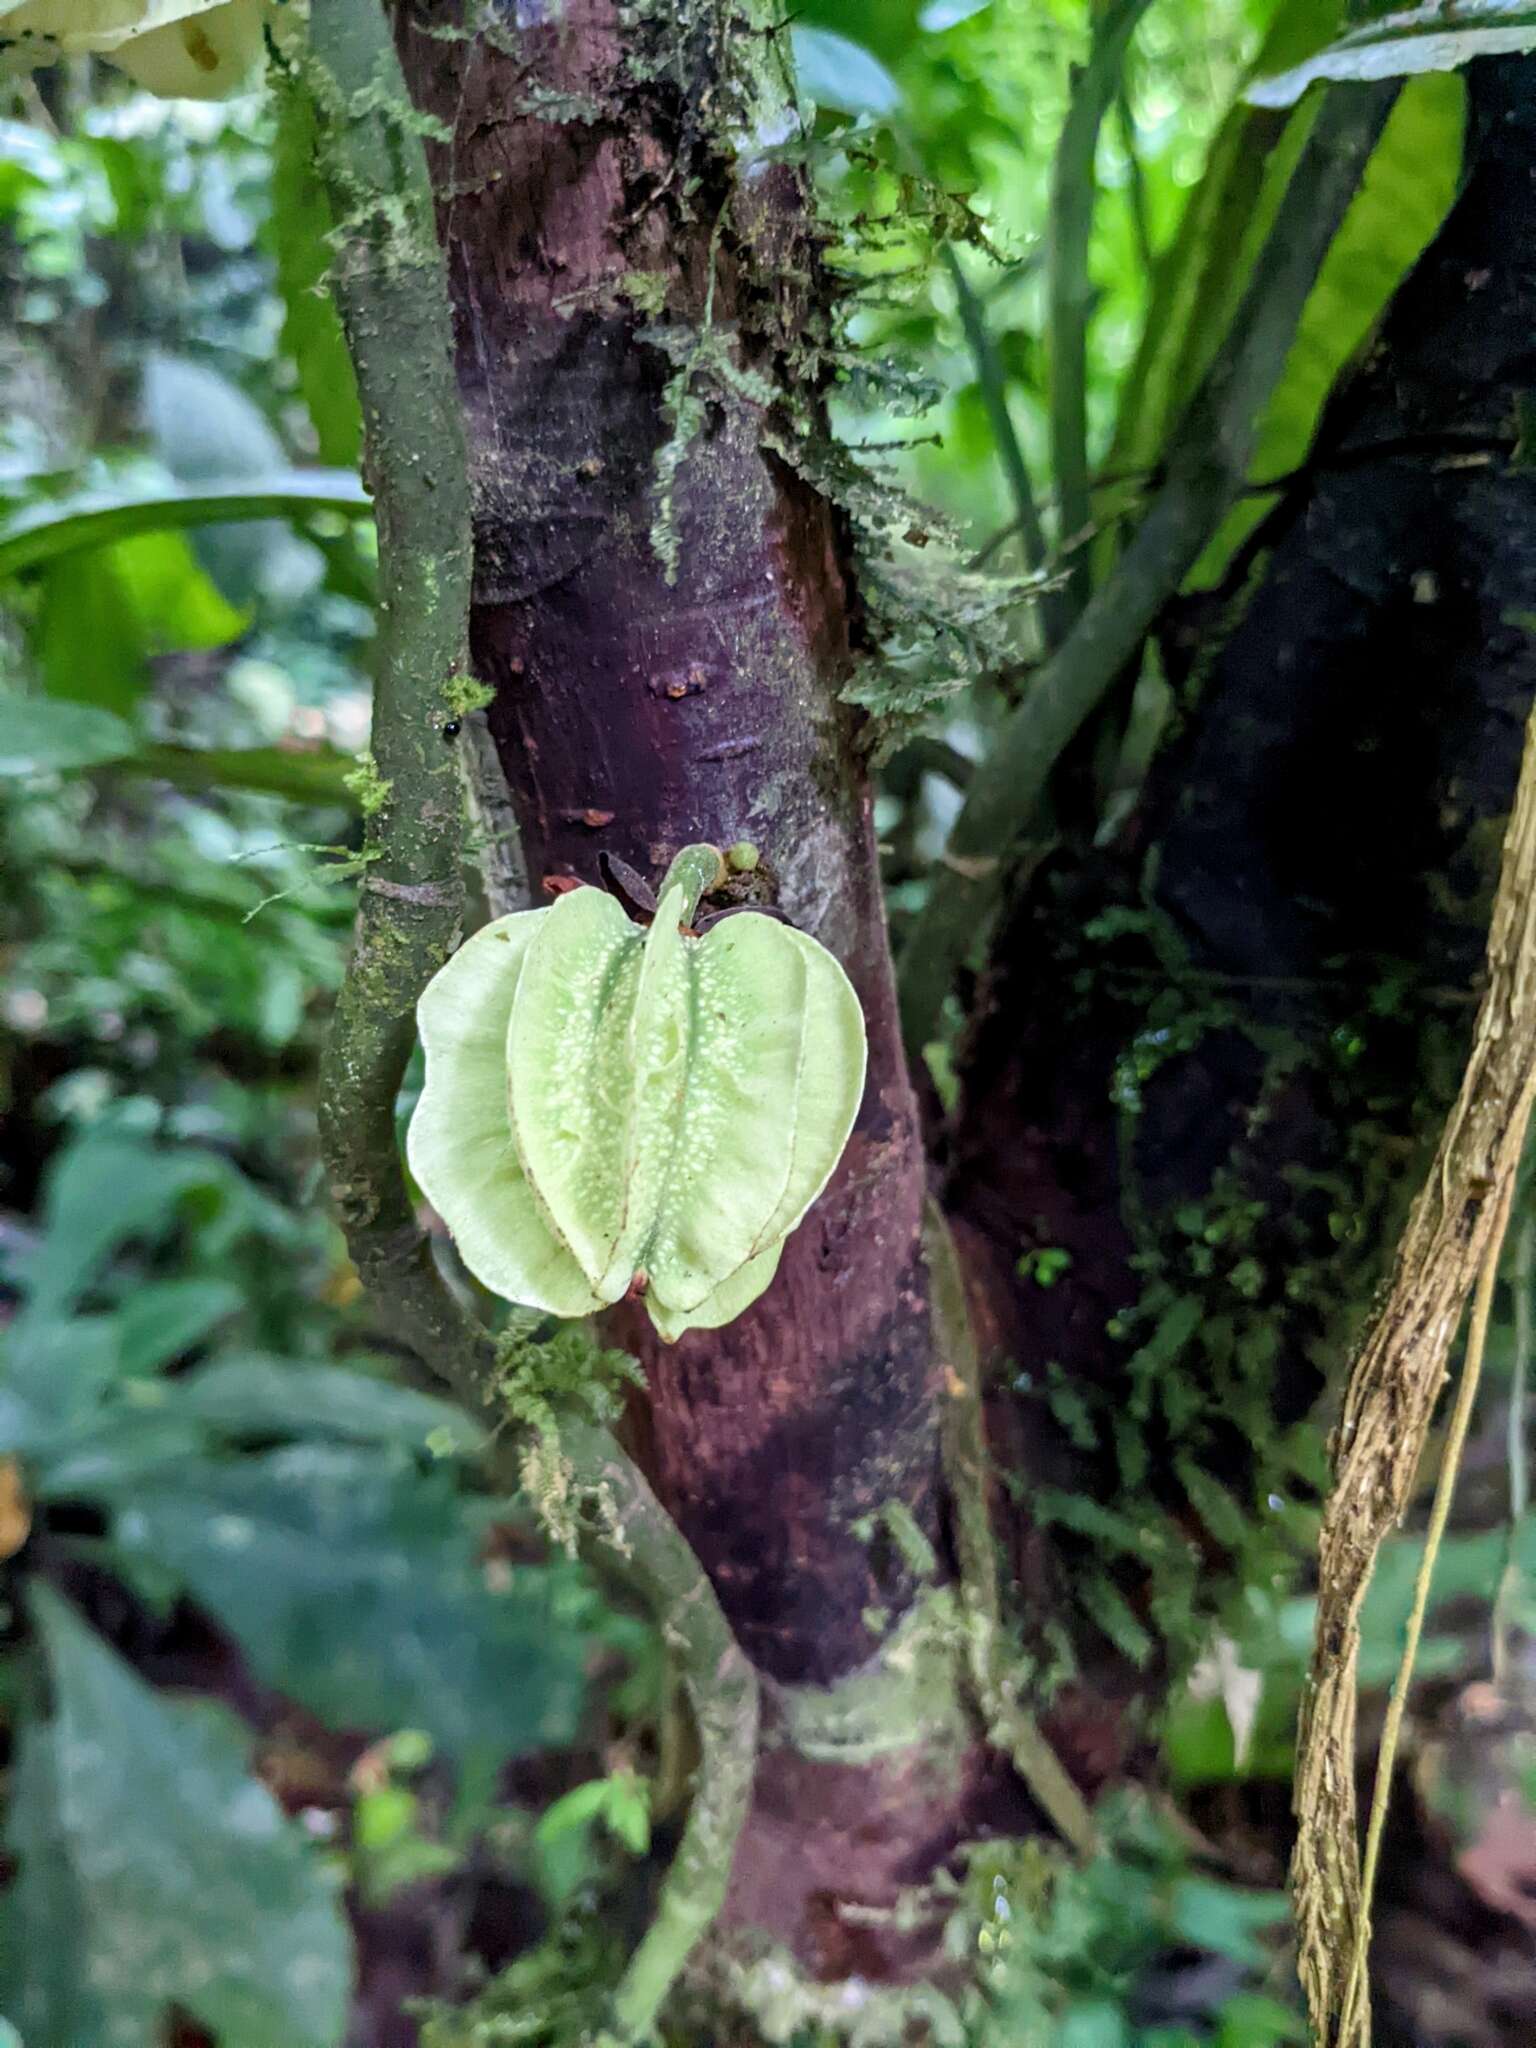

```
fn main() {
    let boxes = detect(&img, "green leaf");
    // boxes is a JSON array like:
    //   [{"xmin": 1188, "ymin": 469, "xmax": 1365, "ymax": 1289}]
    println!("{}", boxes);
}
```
[
  {"xmin": 125, "ymin": 738, "xmax": 359, "ymax": 807},
  {"xmin": 1250, "ymin": 0, "xmax": 1536, "ymax": 106},
  {"xmin": 1, "ymin": 1582, "xmax": 350, "ymax": 2048},
  {"xmin": 0, "ymin": 688, "xmax": 135, "ymax": 775},
  {"xmin": 1168, "ymin": 1876, "xmax": 1290, "ymax": 1968},
  {"xmin": 113, "ymin": 1277, "xmax": 243, "ymax": 1374},
  {"xmin": 407, "ymin": 865, "xmax": 867, "ymax": 1341},
  {"xmin": 11, "ymin": 1133, "xmax": 232, "ymax": 1325},
  {"xmin": 0, "ymin": 472, "xmax": 368, "ymax": 579},
  {"xmin": 269, "ymin": 85, "xmax": 362, "ymax": 468},
  {"xmin": 35, "ymin": 528, "xmax": 246, "ymax": 712},
  {"xmin": 791, "ymin": 25, "xmax": 904, "ymax": 117},
  {"xmin": 99, "ymin": 1445, "xmax": 587, "ymax": 1765},
  {"xmin": 170, "ymin": 1351, "xmax": 484, "ymax": 1455},
  {"xmin": 1190, "ymin": 70, "xmax": 1465, "ymax": 584}
]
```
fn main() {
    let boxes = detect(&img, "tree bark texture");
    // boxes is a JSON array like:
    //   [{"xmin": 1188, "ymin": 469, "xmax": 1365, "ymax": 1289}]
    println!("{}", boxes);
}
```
[{"xmin": 397, "ymin": 0, "xmax": 1014, "ymax": 1981}]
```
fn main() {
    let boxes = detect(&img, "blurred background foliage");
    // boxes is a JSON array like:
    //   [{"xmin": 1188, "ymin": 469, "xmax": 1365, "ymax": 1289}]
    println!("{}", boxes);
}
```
[{"xmin": 0, "ymin": 2, "xmax": 1528, "ymax": 2044}]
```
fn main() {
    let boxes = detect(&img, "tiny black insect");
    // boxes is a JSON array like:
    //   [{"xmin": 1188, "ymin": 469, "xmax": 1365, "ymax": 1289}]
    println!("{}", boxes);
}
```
[{"xmin": 441, "ymin": 719, "xmax": 462, "ymax": 740}]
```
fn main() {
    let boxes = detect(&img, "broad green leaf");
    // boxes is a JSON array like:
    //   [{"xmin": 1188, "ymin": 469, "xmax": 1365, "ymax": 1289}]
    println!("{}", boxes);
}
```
[
  {"xmin": 141, "ymin": 353, "xmax": 326, "ymax": 607},
  {"xmin": 1189, "ymin": 72, "xmax": 1464, "ymax": 585},
  {"xmin": 790, "ymin": 25, "xmax": 904, "ymax": 117},
  {"xmin": 0, "ymin": 1315, "xmax": 123, "ymax": 1459},
  {"xmin": 10, "ymin": 1132, "xmax": 231, "ymax": 1324},
  {"xmin": 411, "ymin": 858, "xmax": 867, "ymax": 1340},
  {"xmin": 127, "ymin": 737, "xmax": 359, "ymax": 807},
  {"xmin": 0, "ymin": 472, "xmax": 368, "ymax": 579},
  {"xmin": 270, "ymin": 86, "xmax": 362, "ymax": 468},
  {"xmin": 29, "ymin": 1408, "xmax": 207, "ymax": 1497},
  {"xmin": 99, "ymin": 1445, "xmax": 588, "ymax": 1763},
  {"xmin": 1250, "ymin": 1, "xmax": 1536, "ymax": 107},
  {"xmin": 0, "ymin": 688, "xmax": 134, "ymax": 775},
  {"xmin": 171, "ymin": 1351, "xmax": 484, "ymax": 1455},
  {"xmin": 1168, "ymin": 1876, "xmax": 1290, "ymax": 1968},
  {"xmin": 2, "ymin": 1582, "xmax": 350, "ymax": 2048},
  {"xmin": 113, "ymin": 1276, "xmax": 242, "ymax": 1374},
  {"xmin": 1106, "ymin": 0, "xmax": 1347, "ymax": 494},
  {"xmin": 37, "ymin": 528, "xmax": 246, "ymax": 712}
]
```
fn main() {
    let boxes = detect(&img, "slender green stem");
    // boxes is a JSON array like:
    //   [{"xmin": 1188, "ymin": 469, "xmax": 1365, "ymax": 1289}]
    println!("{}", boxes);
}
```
[
  {"xmin": 306, "ymin": 14, "xmax": 757, "ymax": 2038},
  {"xmin": 1117, "ymin": 81, "xmax": 1154, "ymax": 282},
  {"xmin": 1493, "ymin": 1209, "xmax": 1534, "ymax": 1681},
  {"xmin": 1340, "ymin": 1172, "xmax": 1517, "ymax": 2044},
  {"xmin": 899, "ymin": 81, "xmax": 1398, "ymax": 1057},
  {"xmin": 1046, "ymin": 0, "xmax": 1155, "ymax": 623},
  {"xmin": 939, "ymin": 242, "xmax": 1057, "ymax": 597},
  {"xmin": 658, "ymin": 843, "xmax": 728, "ymax": 923}
]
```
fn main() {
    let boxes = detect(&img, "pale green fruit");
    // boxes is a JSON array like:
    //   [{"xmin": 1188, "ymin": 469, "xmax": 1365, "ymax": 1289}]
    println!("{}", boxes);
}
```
[
  {"xmin": 1, "ymin": 0, "xmax": 268, "ymax": 99},
  {"xmin": 406, "ymin": 849, "xmax": 867, "ymax": 1342}
]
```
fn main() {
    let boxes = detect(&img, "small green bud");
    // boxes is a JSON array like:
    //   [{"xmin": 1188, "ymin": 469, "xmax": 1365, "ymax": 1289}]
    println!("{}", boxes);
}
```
[{"xmin": 726, "ymin": 841, "xmax": 761, "ymax": 873}]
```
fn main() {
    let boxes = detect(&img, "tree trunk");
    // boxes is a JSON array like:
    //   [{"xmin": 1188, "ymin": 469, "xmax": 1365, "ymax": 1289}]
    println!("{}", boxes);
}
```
[
  {"xmin": 947, "ymin": 50, "xmax": 1536, "ymax": 2016},
  {"xmin": 398, "ymin": 0, "xmax": 1012, "ymax": 1989}
]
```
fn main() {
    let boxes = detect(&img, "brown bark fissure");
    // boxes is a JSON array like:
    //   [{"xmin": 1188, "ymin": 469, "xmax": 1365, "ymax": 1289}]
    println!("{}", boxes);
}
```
[{"xmin": 399, "ymin": 3, "xmax": 936, "ymax": 1689}]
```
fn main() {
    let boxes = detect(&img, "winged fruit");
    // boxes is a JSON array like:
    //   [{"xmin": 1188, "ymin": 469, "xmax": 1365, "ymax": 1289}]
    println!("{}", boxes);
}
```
[
  {"xmin": 406, "ymin": 845, "xmax": 867, "ymax": 1343},
  {"xmin": 0, "ymin": 1, "xmax": 269, "ymax": 98}
]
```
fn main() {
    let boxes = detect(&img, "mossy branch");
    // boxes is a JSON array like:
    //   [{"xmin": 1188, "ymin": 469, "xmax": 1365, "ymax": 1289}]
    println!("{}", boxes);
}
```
[
  {"xmin": 1292, "ymin": 699, "xmax": 1536, "ymax": 2048},
  {"xmin": 307, "ymin": 4, "xmax": 758, "ymax": 2037},
  {"xmin": 924, "ymin": 1203, "xmax": 1097, "ymax": 1858}
]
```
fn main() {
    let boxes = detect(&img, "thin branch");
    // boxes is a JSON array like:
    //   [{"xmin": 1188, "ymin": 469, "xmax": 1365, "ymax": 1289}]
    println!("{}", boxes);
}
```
[
  {"xmin": 1117, "ymin": 80, "xmax": 1154, "ymax": 283},
  {"xmin": 305, "ymin": 7, "xmax": 757, "ymax": 2038},
  {"xmin": 898, "ymin": 81, "xmax": 1398, "ymax": 1057},
  {"xmin": 1046, "ymin": 0, "xmax": 1155, "ymax": 624},
  {"xmin": 939, "ymin": 241, "xmax": 1057, "ymax": 613},
  {"xmin": 1291, "ymin": 698, "xmax": 1536, "ymax": 2048}
]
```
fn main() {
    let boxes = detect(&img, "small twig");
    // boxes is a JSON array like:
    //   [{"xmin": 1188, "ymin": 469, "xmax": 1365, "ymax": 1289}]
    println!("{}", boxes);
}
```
[
  {"xmin": 898, "ymin": 81, "xmax": 1398, "ymax": 1056},
  {"xmin": 939, "ymin": 242, "xmax": 1056, "ymax": 601}
]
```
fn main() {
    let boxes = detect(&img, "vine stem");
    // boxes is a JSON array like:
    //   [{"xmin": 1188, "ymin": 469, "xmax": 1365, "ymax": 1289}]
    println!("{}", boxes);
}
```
[
  {"xmin": 1339, "ymin": 1168, "xmax": 1520, "ymax": 2044},
  {"xmin": 1492, "ymin": 1208, "xmax": 1534, "ymax": 1682},
  {"xmin": 305, "ymin": 5, "xmax": 758, "ymax": 2037},
  {"xmin": 1291, "ymin": 697, "xmax": 1536, "ymax": 2048}
]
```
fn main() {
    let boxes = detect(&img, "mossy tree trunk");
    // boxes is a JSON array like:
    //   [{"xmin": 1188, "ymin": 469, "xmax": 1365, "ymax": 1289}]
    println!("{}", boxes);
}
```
[{"xmin": 395, "ymin": 0, "xmax": 1021, "ymax": 1991}]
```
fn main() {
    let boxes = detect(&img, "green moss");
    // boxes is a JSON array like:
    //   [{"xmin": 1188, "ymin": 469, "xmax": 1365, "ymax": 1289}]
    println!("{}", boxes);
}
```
[
  {"xmin": 444, "ymin": 670, "xmax": 495, "ymax": 717},
  {"xmin": 343, "ymin": 750, "xmax": 393, "ymax": 817},
  {"xmin": 773, "ymin": 1589, "xmax": 970, "ymax": 1767}
]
